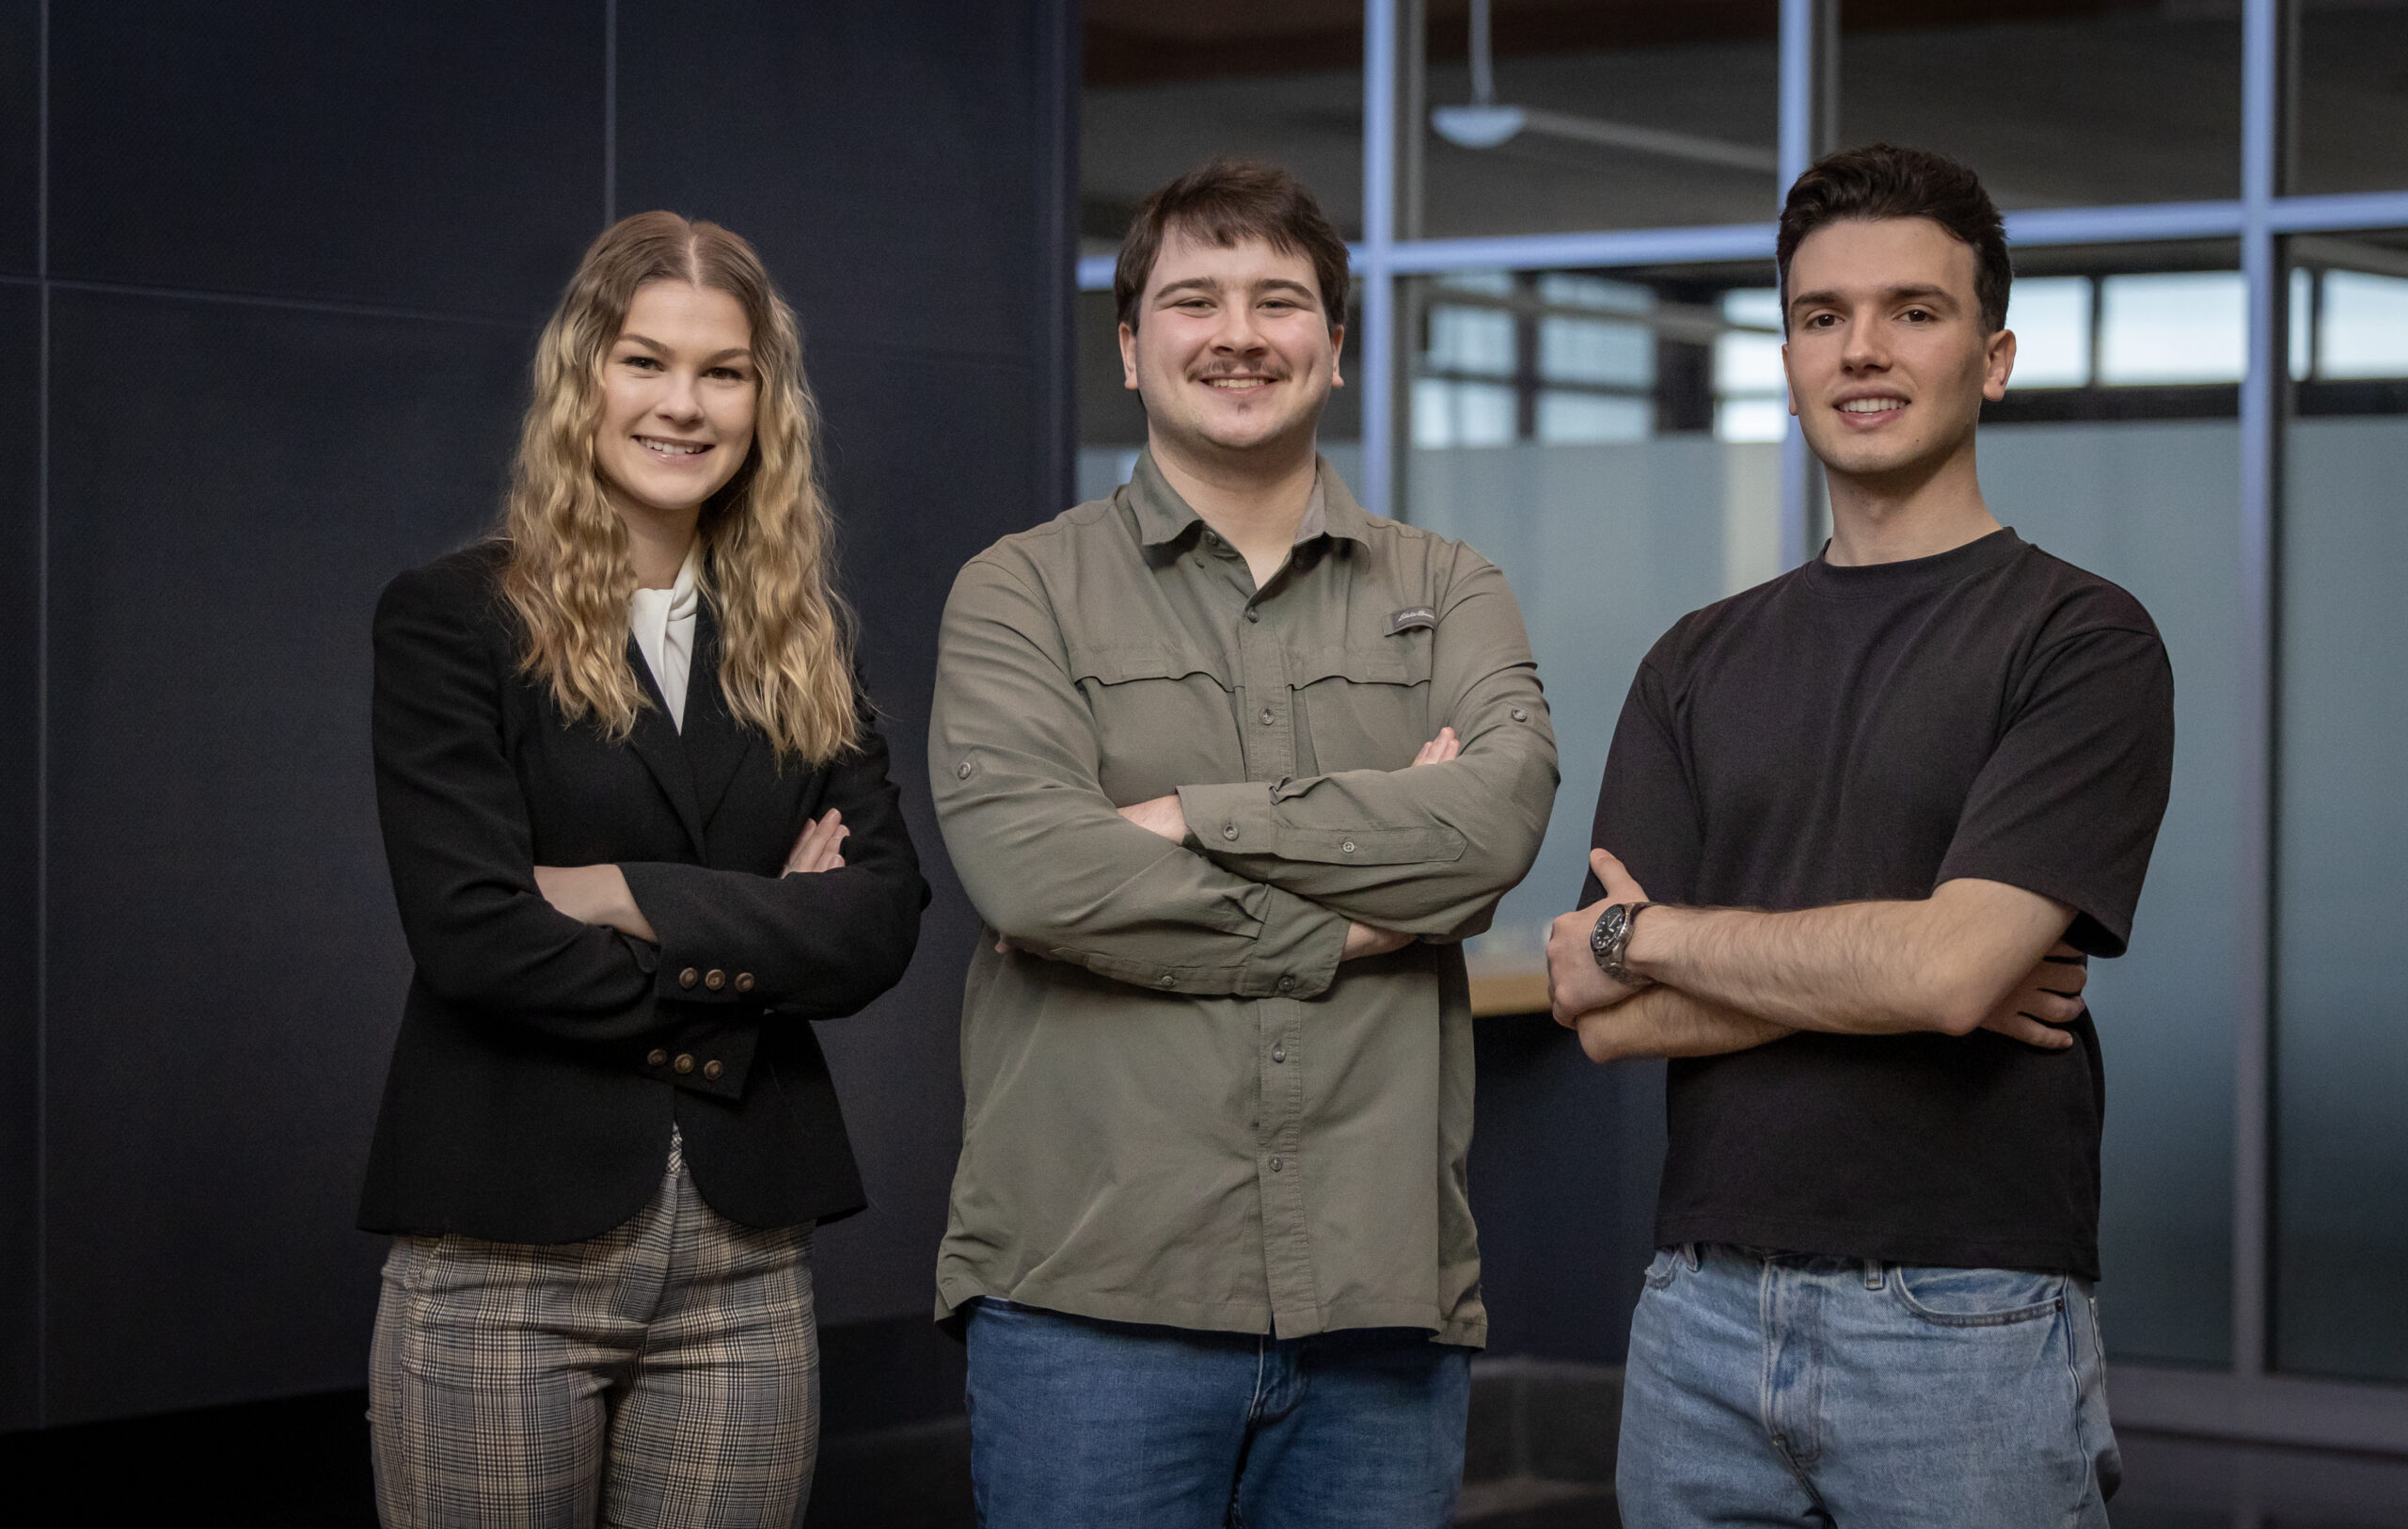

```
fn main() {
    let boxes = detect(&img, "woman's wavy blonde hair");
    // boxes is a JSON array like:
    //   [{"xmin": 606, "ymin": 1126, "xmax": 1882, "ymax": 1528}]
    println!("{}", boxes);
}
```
[{"xmin": 500, "ymin": 210, "xmax": 859, "ymax": 763}]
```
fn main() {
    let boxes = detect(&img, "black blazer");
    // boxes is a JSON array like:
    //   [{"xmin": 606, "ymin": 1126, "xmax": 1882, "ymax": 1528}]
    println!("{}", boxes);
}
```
[{"xmin": 358, "ymin": 542, "xmax": 927, "ymax": 1243}]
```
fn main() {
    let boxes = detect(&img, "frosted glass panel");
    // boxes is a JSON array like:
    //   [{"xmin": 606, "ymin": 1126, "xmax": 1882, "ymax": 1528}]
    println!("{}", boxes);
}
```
[
  {"xmin": 2277, "ymin": 416, "xmax": 2408, "ymax": 1382},
  {"xmin": 1983, "ymin": 422, "xmax": 2242, "ymax": 1368},
  {"xmin": 1406, "ymin": 438, "xmax": 1782, "ymax": 972}
]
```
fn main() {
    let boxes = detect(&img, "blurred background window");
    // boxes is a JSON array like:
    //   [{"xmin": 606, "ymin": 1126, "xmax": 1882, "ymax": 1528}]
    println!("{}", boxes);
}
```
[{"xmin": 1839, "ymin": 0, "xmax": 2242, "ymax": 208}]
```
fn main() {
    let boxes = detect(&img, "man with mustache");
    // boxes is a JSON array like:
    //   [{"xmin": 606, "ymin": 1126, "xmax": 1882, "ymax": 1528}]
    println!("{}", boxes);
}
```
[
  {"xmin": 929, "ymin": 159, "xmax": 1558, "ymax": 1528},
  {"xmin": 1547, "ymin": 144, "xmax": 2174, "ymax": 1525}
]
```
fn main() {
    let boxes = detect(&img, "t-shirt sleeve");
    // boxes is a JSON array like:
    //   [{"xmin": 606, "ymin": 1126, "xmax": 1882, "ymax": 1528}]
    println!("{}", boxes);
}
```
[
  {"xmin": 1935, "ymin": 623, "xmax": 2175, "ymax": 957},
  {"xmin": 1581, "ymin": 657, "xmax": 1705, "ymax": 909}
]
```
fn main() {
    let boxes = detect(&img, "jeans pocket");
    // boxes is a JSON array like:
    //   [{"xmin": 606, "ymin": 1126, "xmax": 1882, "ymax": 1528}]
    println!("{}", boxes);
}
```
[
  {"xmin": 1891, "ymin": 1265, "xmax": 2066, "ymax": 1328},
  {"xmin": 1642, "ymin": 1246, "xmax": 1683, "ymax": 1291}
]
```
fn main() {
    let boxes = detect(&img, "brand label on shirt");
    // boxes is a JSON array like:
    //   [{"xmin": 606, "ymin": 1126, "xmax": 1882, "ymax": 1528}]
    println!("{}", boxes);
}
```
[{"xmin": 1389, "ymin": 606, "xmax": 1437, "ymax": 633}]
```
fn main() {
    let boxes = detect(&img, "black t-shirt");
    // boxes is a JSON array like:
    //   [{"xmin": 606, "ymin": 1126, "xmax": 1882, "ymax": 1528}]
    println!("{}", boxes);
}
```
[{"xmin": 1584, "ymin": 528, "xmax": 2174, "ymax": 1278}]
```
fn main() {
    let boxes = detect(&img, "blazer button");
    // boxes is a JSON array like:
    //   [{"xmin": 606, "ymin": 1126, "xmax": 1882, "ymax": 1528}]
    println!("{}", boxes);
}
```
[
  {"xmin": 705, "ymin": 969, "xmax": 727, "ymax": 991},
  {"xmin": 1222, "ymin": 824, "xmax": 1239, "ymax": 841},
  {"xmin": 646, "ymin": 1048, "xmax": 668, "ymax": 1067},
  {"xmin": 1512, "ymin": 707, "xmax": 1529, "ymax": 722},
  {"xmin": 704, "ymin": 1059, "xmax": 724, "ymax": 1081},
  {"xmin": 734, "ymin": 972, "xmax": 755, "ymax": 994},
  {"xmin": 678, "ymin": 967, "xmax": 700, "ymax": 990},
  {"xmin": 673, "ymin": 1054, "xmax": 695, "ymax": 1075},
  {"xmin": 958, "ymin": 760, "xmax": 973, "ymax": 779}
]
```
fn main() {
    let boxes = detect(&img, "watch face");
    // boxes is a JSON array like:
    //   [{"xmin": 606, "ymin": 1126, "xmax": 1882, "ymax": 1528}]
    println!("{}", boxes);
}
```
[{"xmin": 1592, "ymin": 904, "xmax": 1624, "ymax": 953}]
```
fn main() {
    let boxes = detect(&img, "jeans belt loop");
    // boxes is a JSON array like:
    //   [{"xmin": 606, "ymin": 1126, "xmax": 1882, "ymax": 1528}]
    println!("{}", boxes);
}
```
[
  {"xmin": 1682, "ymin": 1242, "xmax": 1702, "ymax": 1273},
  {"xmin": 1862, "ymin": 1259, "xmax": 1884, "ymax": 1290}
]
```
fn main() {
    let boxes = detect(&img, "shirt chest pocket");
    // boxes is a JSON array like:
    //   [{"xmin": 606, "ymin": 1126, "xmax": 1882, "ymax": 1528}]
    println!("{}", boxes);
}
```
[
  {"xmin": 1291, "ymin": 641, "xmax": 1433, "ymax": 774},
  {"xmin": 1067, "ymin": 643, "xmax": 1242, "ymax": 802}
]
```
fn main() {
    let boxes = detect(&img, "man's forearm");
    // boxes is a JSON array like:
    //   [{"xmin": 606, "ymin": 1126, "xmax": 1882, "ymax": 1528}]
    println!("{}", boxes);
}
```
[
  {"xmin": 1624, "ymin": 879, "xmax": 2071, "ymax": 1037},
  {"xmin": 1569, "ymin": 985, "xmax": 1791, "ymax": 1063}
]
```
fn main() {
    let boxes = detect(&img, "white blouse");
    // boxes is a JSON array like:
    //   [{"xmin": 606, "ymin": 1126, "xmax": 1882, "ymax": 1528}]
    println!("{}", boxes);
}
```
[{"xmin": 628, "ymin": 544, "xmax": 703, "ymax": 730}]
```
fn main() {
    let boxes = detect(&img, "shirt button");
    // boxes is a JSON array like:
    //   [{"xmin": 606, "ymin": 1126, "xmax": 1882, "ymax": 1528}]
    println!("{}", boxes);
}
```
[
  {"xmin": 1269, "ymin": 1156, "xmax": 1284, "ymax": 1172},
  {"xmin": 673, "ymin": 1054, "xmax": 695, "ymax": 1075},
  {"xmin": 1259, "ymin": 708, "xmax": 1275, "ymax": 725},
  {"xmin": 1157, "ymin": 973, "xmax": 1176, "ymax": 988},
  {"xmin": 1272, "ymin": 1045, "xmax": 1287, "ymax": 1062},
  {"xmin": 1276, "ymin": 976, "xmax": 1295, "ymax": 993},
  {"xmin": 734, "ymin": 972, "xmax": 755, "ymax": 994},
  {"xmin": 1222, "ymin": 823, "xmax": 1239, "ymax": 841},
  {"xmin": 1244, "ymin": 608, "xmax": 1260, "ymax": 623},
  {"xmin": 958, "ymin": 760, "xmax": 973, "ymax": 779},
  {"xmin": 703, "ymin": 1059, "xmax": 724, "ymax": 1081},
  {"xmin": 1340, "ymin": 840, "xmax": 1356, "ymax": 853},
  {"xmin": 678, "ymin": 967, "xmax": 700, "ymax": 990},
  {"xmin": 647, "ymin": 1048, "xmax": 669, "ymax": 1067},
  {"xmin": 705, "ymin": 969, "xmax": 727, "ymax": 991},
  {"xmin": 1512, "ymin": 707, "xmax": 1529, "ymax": 722}
]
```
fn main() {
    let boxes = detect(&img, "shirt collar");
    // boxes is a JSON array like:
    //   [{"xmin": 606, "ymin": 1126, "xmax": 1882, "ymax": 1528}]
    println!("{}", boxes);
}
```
[{"xmin": 1125, "ymin": 446, "xmax": 1375, "ymax": 551}]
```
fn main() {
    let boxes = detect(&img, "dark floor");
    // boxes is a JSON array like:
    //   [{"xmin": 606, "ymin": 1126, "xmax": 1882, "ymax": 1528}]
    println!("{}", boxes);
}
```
[{"xmin": 8, "ymin": 1392, "xmax": 2408, "ymax": 1527}]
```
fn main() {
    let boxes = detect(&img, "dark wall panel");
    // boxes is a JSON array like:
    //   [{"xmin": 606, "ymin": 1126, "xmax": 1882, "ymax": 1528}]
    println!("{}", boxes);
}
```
[
  {"xmin": 0, "ymin": 286, "xmax": 39, "ymax": 1432},
  {"xmin": 0, "ymin": 0, "xmax": 36, "ymax": 279},
  {"xmin": 49, "ymin": 2, "xmax": 601, "ymax": 317},
  {"xmin": 617, "ymin": 0, "xmax": 1050, "ymax": 361},
  {"xmin": 41, "ymin": 291, "xmax": 529, "ymax": 1421}
]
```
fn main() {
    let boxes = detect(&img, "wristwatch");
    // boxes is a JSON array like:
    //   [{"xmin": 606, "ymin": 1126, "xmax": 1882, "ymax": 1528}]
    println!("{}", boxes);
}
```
[{"xmin": 1590, "ymin": 902, "xmax": 1657, "ymax": 989}]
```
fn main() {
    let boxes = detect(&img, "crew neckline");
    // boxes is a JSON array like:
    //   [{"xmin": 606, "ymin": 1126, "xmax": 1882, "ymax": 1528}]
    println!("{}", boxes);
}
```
[{"xmin": 1801, "ymin": 526, "xmax": 2024, "ymax": 600}]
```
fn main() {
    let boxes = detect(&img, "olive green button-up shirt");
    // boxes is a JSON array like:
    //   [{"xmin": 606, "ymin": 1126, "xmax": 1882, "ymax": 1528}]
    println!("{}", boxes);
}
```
[{"xmin": 929, "ymin": 451, "xmax": 1558, "ymax": 1346}]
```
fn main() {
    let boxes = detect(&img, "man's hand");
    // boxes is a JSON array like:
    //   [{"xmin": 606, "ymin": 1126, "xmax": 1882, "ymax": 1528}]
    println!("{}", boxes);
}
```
[
  {"xmin": 532, "ymin": 863, "xmax": 658, "ymax": 943},
  {"xmin": 1548, "ymin": 847, "xmax": 1652, "ymax": 1025},
  {"xmin": 1409, "ymin": 726, "xmax": 1461, "ymax": 767},
  {"xmin": 784, "ymin": 809, "xmax": 848, "ymax": 874},
  {"xmin": 1117, "ymin": 794, "xmax": 1189, "ymax": 842},
  {"xmin": 1343, "ymin": 921, "xmax": 1412, "ymax": 961},
  {"xmin": 1975, "ymin": 943, "xmax": 2087, "ymax": 1050}
]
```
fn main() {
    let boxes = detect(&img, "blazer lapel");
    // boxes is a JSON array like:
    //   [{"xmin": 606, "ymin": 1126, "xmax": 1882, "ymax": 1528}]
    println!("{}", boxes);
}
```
[
  {"xmin": 623, "ymin": 633, "xmax": 710, "ymax": 858},
  {"xmin": 683, "ymin": 602, "xmax": 757, "ymax": 829}
]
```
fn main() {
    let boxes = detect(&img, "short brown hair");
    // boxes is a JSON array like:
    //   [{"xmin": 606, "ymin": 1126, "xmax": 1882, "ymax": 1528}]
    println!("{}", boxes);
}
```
[
  {"xmin": 1114, "ymin": 159, "xmax": 1351, "ymax": 332},
  {"xmin": 1778, "ymin": 144, "xmax": 2011, "ymax": 333}
]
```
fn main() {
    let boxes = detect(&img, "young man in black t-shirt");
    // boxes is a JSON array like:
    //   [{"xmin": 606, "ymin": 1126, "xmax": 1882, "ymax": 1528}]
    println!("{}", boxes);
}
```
[{"xmin": 1545, "ymin": 145, "xmax": 2173, "ymax": 1526}]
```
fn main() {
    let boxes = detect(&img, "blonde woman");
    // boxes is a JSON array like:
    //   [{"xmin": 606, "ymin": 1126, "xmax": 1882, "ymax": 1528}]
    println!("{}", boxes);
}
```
[{"xmin": 359, "ymin": 212, "xmax": 927, "ymax": 1527}]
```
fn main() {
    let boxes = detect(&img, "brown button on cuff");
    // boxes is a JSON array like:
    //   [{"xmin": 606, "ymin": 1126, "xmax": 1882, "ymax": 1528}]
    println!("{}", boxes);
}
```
[
  {"xmin": 734, "ymin": 972, "xmax": 755, "ymax": 994},
  {"xmin": 673, "ymin": 1054, "xmax": 695, "ymax": 1075},
  {"xmin": 678, "ymin": 968, "xmax": 700, "ymax": 990},
  {"xmin": 703, "ymin": 1059, "xmax": 724, "ymax": 1081},
  {"xmin": 646, "ymin": 1048, "xmax": 669, "ymax": 1067},
  {"xmin": 704, "ymin": 969, "xmax": 727, "ymax": 991}
]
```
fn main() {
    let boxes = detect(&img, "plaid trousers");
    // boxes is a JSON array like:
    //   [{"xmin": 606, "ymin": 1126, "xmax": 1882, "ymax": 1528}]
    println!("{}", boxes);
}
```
[{"xmin": 369, "ymin": 1133, "xmax": 819, "ymax": 1528}]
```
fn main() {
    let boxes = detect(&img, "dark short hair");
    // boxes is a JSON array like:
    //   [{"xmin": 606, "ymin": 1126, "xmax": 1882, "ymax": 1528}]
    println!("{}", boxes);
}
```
[
  {"xmin": 1114, "ymin": 159, "xmax": 1351, "ymax": 333},
  {"xmin": 1777, "ymin": 144, "xmax": 2010, "ymax": 333}
]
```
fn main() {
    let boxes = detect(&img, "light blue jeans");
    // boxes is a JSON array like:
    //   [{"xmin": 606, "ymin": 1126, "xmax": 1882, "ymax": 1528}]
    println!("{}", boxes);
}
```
[
  {"xmin": 963, "ymin": 1298, "xmax": 1471, "ymax": 1529},
  {"xmin": 1619, "ymin": 1244, "xmax": 2120, "ymax": 1527}
]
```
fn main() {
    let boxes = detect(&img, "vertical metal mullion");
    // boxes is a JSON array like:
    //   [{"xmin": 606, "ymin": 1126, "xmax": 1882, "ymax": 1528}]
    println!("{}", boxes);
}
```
[
  {"xmin": 1361, "ymin": 0, "xmax": 1399, "ymax": 518},
  {"xmin": 1776, "ymin": 0, "xmax": 1835, "ymax": 569},
  {"xmin": 2234, "ymin": 0, "xmax": 2286, "ymax": 1384}
]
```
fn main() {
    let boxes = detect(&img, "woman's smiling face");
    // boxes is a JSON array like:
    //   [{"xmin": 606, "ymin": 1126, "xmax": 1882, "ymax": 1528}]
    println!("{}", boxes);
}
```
[{"xmin": 593, "ymin": 279, "xmax": 759, "ymax": 518}]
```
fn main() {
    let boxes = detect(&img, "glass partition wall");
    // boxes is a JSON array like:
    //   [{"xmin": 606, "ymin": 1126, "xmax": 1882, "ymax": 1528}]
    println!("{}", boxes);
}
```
[{"xmin": 1077, "ymin": 0, "xmax": 2408, "ymax": 1451}]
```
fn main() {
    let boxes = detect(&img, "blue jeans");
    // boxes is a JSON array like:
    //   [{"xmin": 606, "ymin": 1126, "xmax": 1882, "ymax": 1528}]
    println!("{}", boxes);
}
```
[
  {"xmin": 963, "ymin": 1298, "xmax": 1471, "ymax": 1529},
  {"xmin": 1619, "ymin": 1244, "xmax": 2119, "ymax": 1528}
]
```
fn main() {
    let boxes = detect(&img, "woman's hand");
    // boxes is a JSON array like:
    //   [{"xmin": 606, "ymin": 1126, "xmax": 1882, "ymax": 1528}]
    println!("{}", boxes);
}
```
[
  {"xmin": 784, "ymin": 810, "xmax": 848, "ymax": 874},
  {"xmin": 531, "ymin": 863, "xmax": 658, "ymax": 943}
]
